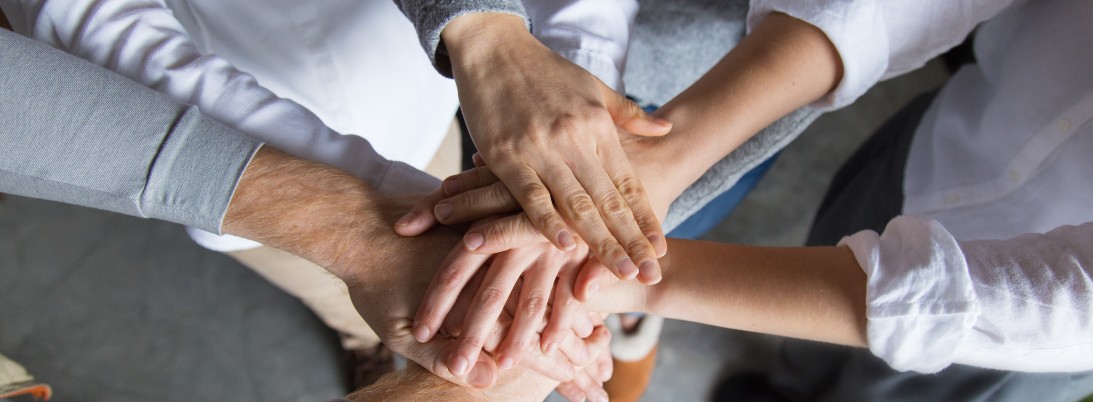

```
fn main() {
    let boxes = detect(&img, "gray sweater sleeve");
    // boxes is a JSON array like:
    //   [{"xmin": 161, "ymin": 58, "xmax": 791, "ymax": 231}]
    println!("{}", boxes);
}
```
[
  {"xmin": 393, "ymin": 0, "xmax": 529, "ymax": 77},
  {"xmin": 0, "ymin": 29, "xmax": 260, "ymax": 233}
]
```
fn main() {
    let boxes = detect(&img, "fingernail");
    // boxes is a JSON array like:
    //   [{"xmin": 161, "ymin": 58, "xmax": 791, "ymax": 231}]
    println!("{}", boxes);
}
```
[
  {"xmin": 464, "ymin": 232, "xmax": 485, "ymax": 250},
  {"xmin": 544, "ymin": 341, "xmax": 558, "ymax": 355},
  {"xmin": 498, "ymin": 356, "xmax": 514, "ymax": 369},
  {"xmin": 450, "ymin": 355, "xmax": 470, "ymax": 376},
  {"xmin": 442, "ymin": 178, "xmax": 460, "ymax": 195},
  {"xmin": 395, "ymin": 212, "xmax": 414, "ymax": 226},
  {"xmin": 557, "ymin": 230, "xmax": 576, "ymax": 250},
  {"xmin": 616, "ymin": 258, "xmax": 638, "ymax": 278},
  {"xmin": 435, "ymin": 202, "xmax": 453, "ymax": 221},
  {"xmin": 638, "ymin": 262, "xmax": 660, "ymax": 284},
  {"xmin": 587, "ymin": 282, "xmax": 600, "ymax": 297},
  {"xmin": 468, "ymin": 362, "xmax": 492, "ymax": 388},
  {"xmin": 648, "ymin": 234, "xmax": 667, "ymax": 257},
  {"xmin": 412, "ymin": 323, "xmax": 431, "ymax": 343}
]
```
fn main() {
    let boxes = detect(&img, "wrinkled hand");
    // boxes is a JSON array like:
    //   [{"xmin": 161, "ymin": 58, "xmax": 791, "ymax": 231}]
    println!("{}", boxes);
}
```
[
  {"xmin": 340, "ymin": 195, "xmax": 609, "ymax": 394},
  {"xmin": 424, "ymin": 12, "xmax": 671, "ymax": 284}
]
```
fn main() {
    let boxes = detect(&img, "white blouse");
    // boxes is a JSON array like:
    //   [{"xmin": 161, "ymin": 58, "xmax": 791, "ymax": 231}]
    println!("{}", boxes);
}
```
[{"xmin": 751, "ymin": 0, "xmax": 1093, "ymax": 373}]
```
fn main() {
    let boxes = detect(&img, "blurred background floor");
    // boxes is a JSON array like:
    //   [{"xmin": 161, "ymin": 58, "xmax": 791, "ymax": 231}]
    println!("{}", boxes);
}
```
[{"xmin": 0, "ymin": 62, "xmax": 947, "ymax": 402}]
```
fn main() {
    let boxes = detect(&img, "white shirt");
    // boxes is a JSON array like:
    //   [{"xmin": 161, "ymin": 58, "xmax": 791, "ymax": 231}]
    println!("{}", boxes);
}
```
[
  {"xmin": 2, "ymin": 0, "xmax": 458, "ymax": 250},
  {"xmin": 750, "ymin": 0, "xmax": 1093, "ymax": 373},
  {"xmin": 2, "ymin": 0, "xmax": 632, "ymax": 251}
]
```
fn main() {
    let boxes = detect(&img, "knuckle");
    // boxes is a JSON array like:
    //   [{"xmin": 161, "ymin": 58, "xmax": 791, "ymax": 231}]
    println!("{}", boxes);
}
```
[
  {"xmin": 486, "ymin": 182, "xmax": 513, "ymax": 206},
  {"xmin": 616, "ymin": 177, "xmax": 645, "ymax": 201},
  {"xmin": 522, "ymin": 294, "xmax": 548, "ymax": 317},
  {"xmin": 565, "ymin": 193, "xmax": 598, "ymax": 220},
  {"xmin": 595, "ymin": 238, "xmax": 620, "ymax": 260},
  {"xmin": 601, "ymin": 195, "xmax": 630, "ymax": 219},
  {"xmin": 485, "ymin": 222, "xmax": 514, "ymax": 248},
  {"xmin": 525, "ymin": 185, "xmax": 553, "ymax": 207},
  {"xmin": 477, "ymin": 287, "xmax": 507, "ymax": 310},
  {"xmin": 536, "ymin": 213, "xmax": 563, "ymax": 233},
  {"xmin": 634, "ymin": 212, "xmax": 658, "ymax": 231},
  {"xmin": 438, "ymin": 266, "xmax": 464, "ymax": 292},
  {"xmin": 625, "ymin": 238, "xmax": 651, "ymax": 258}
]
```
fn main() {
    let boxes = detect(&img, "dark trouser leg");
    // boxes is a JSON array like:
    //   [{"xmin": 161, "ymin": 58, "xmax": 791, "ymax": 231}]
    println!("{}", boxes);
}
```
[{"xmin": 771, "ymin": 92, "xmax": 1093, "ymax": 402}]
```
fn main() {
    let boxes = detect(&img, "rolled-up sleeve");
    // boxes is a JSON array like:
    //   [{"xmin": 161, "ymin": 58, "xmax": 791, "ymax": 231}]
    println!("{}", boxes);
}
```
[
  {"xmin": 841, "ymin": 216, "xmax": 1093, "ymax": 373},
  {"xmin": 747, "ymin": 0, "xmax": 1016, "ymax": 110},
  {"xmin": 0, "ymin": 29, "xmax": 259, "ymax": 233}
]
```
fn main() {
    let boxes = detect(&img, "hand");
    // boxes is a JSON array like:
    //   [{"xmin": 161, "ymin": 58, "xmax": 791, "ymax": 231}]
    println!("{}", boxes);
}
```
[
  {"xmin": 341, "ymin": 195, "xmax": 607, "ymax": 391},
  {"xmin": 346, "ymin": 324, "xmax": 613, "ymax": 402},
  {"xmin": 397, "ymin": 161, "xmax": 669, "ymax": 284},
  {"xmin": 221, "ymin": 148, "xmax": 604, "ymax": 390},
  {"xmin": 440, "ymin": 278, "xmax": 614, "ymax": 402},
  {"xmin": 436, "ymin": 12, "xmax": 672, "ymax": 284},
  {"xmin": 413, "ymin": 231, "xmax": 598, "ymax": 374}
]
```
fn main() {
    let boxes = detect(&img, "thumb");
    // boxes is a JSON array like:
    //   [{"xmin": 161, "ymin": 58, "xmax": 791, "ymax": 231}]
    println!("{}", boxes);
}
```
[
  {"xmin": 600, "ymin": 82, "xmax": 672, "ymax": 137},
  {"xmin": 400, "ymin": 331, "xmax": 501, "ymax": 389}
]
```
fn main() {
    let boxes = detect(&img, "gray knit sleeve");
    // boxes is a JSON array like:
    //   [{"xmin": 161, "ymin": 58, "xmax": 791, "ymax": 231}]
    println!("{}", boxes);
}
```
[
  {"xmin": 0, "ymin": 29, "xmax": 260, "ymax": 233},
  {"xmin": 393, "ymin": 0, "xmax": 529, "ymax": 77}
]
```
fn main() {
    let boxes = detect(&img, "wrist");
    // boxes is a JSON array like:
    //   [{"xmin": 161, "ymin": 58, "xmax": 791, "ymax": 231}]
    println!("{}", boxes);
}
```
[
  {"xmin": 619, "ymin": 133, "xmax": 693, "ymax": 220},
  {"xmin": 442, "ymin": 13, "xmax": 529, "ymax": 71},
  {"xmin": 642, "ymin": 240, "xmax": 678, "ymax": 315},
  {"xmin": 222, "ymin": 147, "xmax": 396, "ymax": 286}
]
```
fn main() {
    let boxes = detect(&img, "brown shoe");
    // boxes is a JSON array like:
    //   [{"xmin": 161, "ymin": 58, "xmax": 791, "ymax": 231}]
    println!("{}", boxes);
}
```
[
  {"xmin": 603, "ymin": 315, "xmax": 664, "ymax": 402},
  {"xmin": 345, "ymin": 343, "xmax": 394, "ymax": 390}
]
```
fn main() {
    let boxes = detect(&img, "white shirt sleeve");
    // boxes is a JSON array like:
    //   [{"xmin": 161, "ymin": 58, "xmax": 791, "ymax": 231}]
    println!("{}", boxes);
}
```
[
  {"xmin": 524, "ymin": 0, "xmax": 638, "ymax": 93},
  {"xmin": 16, "ymin": 0, "xmax": 438, "ymax": 252},
  {"xmin": 747, "ymin": 0, "xmax": 1018, "ymax": 110},
  {"xmin": 841, "ymin": 216, "xmax": 1093, "ymax": 373},
  {"xmin": 19, "ymin": 0, "xmax": 437, "ymax": 196}
]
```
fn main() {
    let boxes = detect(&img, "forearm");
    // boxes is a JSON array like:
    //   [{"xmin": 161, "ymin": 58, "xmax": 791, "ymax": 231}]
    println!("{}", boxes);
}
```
[
  {"xmin": 0, "ymin": 29, "xmax": 258, "ymax": 233},
  {"xmin": 221, "ymin": 147, "xmax": 396, "ymax": 285},
  {"xmin": 592, "ymin": 239, "xmax": 867, "ymax": 347},
  {"xmin": 626, "ymin": 13, "xmax": 842, "ymax": 204}
]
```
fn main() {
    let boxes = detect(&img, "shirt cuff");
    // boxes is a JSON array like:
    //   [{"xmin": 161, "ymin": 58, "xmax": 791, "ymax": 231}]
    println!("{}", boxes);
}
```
[
  {"xmin": 377, "ymin": 161, "xmax": 441, "ymax": 194},
  {"xmin": 840, "ymin": 216, "xmax": 981, "ymax": 373},
  {"xmin": 396, "ymin": 0, "xmax": 529, "ymax": 78},
  {"xmin": 143, "ymin": 107, "xmax": 262, "ymax": 234},
  {"xmin": 747, "ymin": 0, "xmax": 889, "ymax": 110},
  {"xmin": 555, "ymin": 49, "xmax": 625, "ymax": 93}
]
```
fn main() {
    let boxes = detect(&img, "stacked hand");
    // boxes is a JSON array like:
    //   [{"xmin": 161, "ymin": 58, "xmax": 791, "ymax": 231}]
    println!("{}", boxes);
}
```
[
  {"xmin": 339, "ymin": 195, "xmax": 614, "ymax": 399},
  {"xmin": 222, "ymin": 149, "xmax": 612, "ymax": 398},
  {"xmin": 398, "ymin": 12, "xmax": 672, "ymax": 285}
]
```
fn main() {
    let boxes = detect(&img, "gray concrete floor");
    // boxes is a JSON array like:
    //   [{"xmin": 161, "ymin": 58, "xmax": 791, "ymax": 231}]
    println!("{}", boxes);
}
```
[{"xmin": 1, "ymin": 64, "xmax": 946, "ymax": 402}]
